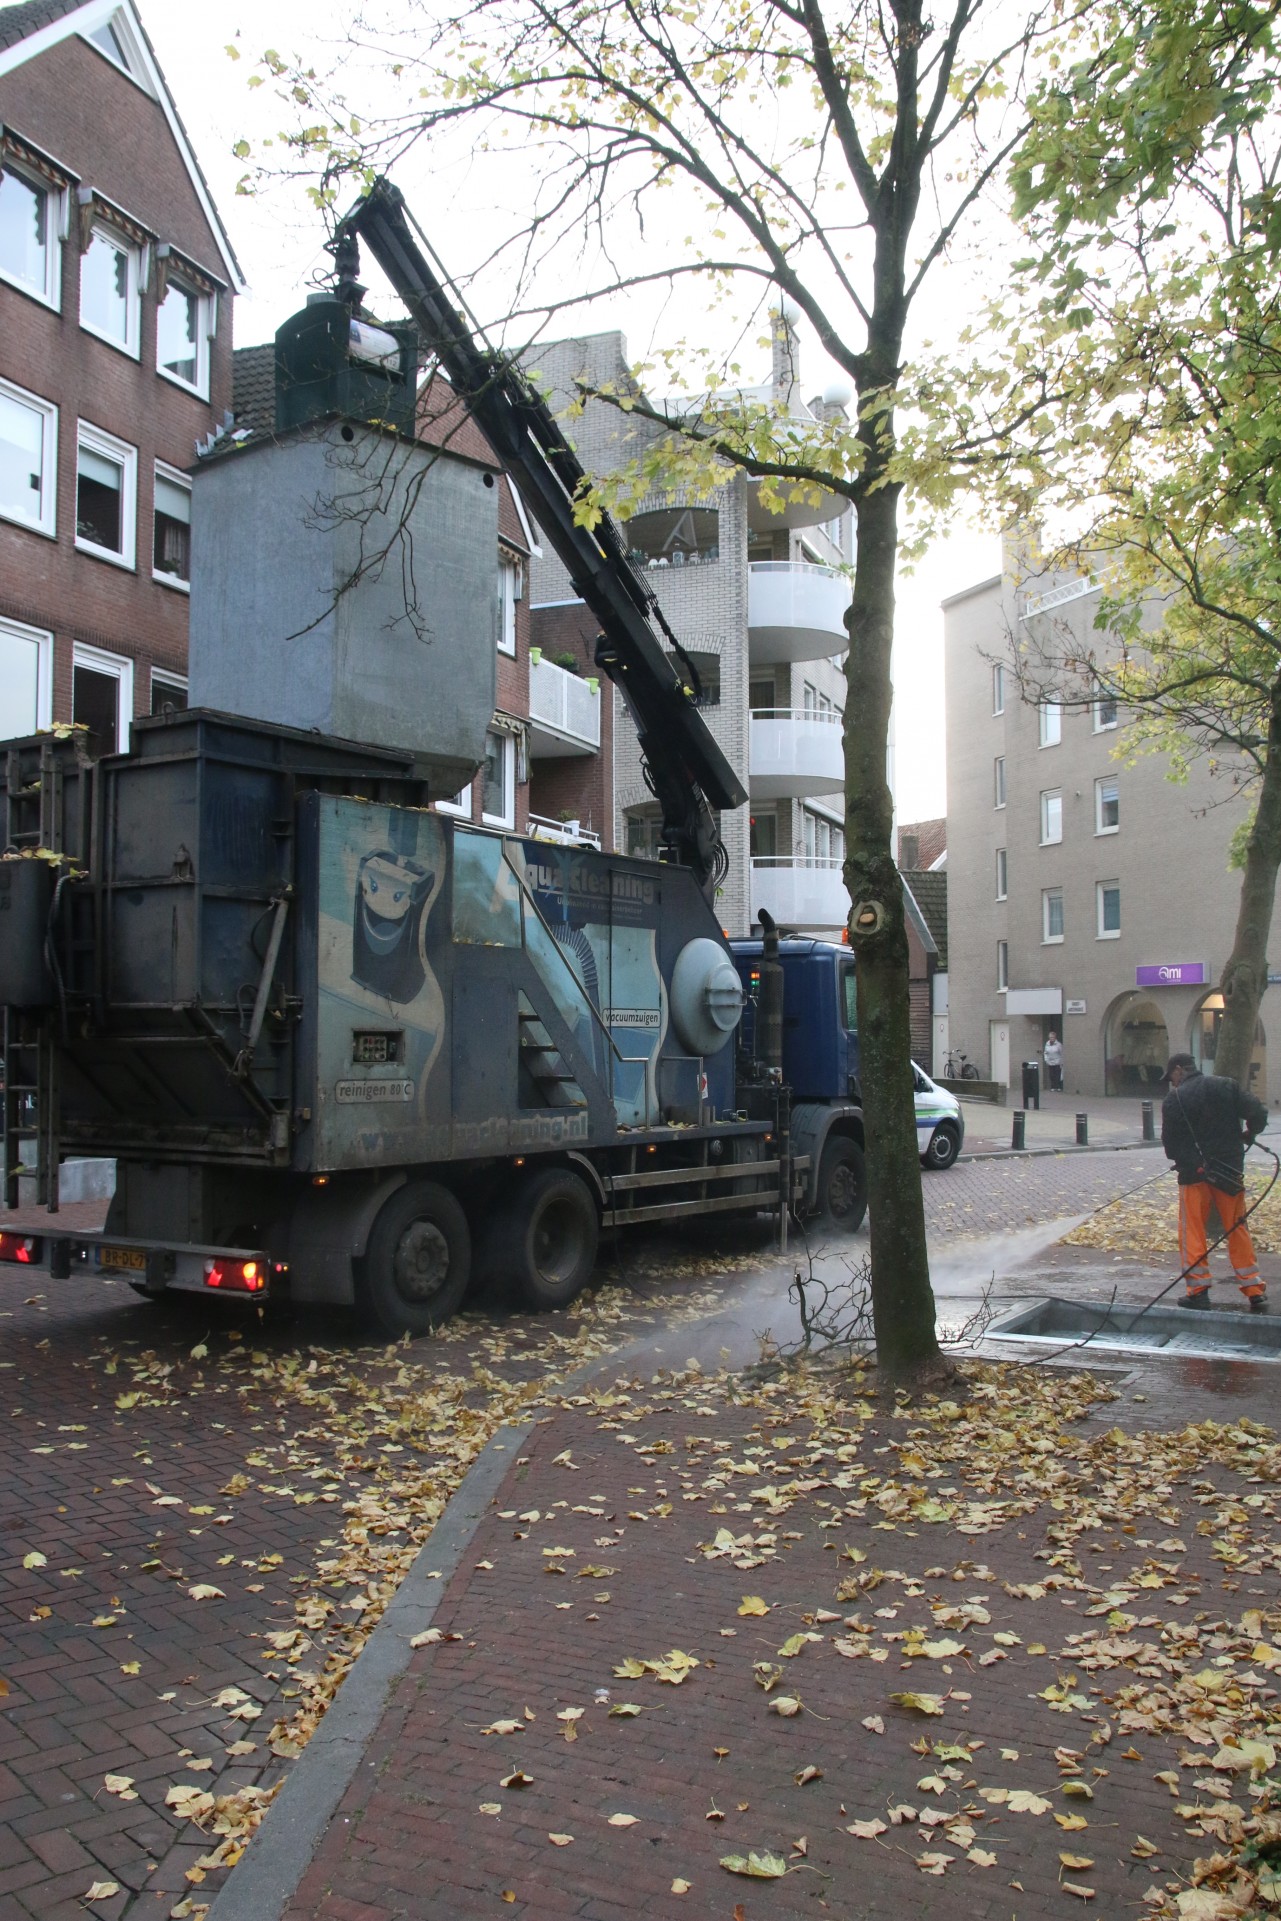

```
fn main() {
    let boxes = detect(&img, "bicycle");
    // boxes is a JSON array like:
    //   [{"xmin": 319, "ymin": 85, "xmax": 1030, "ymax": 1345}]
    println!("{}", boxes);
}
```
[{"xmin": 942, "ymin": 1047, "xmax": 982, "ymax": 1081}]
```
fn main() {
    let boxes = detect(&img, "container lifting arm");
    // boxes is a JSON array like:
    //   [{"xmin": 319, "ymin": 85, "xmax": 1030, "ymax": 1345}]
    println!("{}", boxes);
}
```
[{"xmin": 337, "ymin": 176, "xmax": 747, "ymax": 897}]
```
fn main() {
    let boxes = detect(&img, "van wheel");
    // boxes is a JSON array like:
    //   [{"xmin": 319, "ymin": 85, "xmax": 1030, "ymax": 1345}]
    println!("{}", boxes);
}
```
[
  {"xmin": 814, "ymin": 1137, "xmax": 867, "ymax": 1233},
  {"xmin": 500, "ymin": 1168, "xmax": 599, "ymax": 1311},
  {"xmin": 361, "ymin": 1181, "xmax": 471, "ymax": 1338},
  {"xmin": 923, "ymin": 1123, "xmax": 960, "ymax": 1171}
]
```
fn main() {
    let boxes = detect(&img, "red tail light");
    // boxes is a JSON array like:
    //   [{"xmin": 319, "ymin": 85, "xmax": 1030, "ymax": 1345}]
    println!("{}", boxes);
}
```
[
  {"xmin": 204, "ymin": 1259, "xmax": 265, "ymax": 1293},
  {"xmin": 0, "ymin": 1233, "xmax": 40, "ymax": 1265}
]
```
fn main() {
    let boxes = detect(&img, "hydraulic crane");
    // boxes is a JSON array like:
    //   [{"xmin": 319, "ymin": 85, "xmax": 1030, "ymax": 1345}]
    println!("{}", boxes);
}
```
[{"xmin": 335, "ymin": 176, "xmax": 747, "ymax": 899}]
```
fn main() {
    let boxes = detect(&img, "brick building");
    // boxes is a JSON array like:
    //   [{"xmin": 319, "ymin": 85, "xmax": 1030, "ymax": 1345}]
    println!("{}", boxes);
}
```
[{"xmin": 0, "ymin": 0, "xmax": 240, "ymax": 750}]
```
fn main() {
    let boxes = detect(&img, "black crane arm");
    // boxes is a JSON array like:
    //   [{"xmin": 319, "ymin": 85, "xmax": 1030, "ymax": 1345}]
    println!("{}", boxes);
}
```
[{"xmin": 339, "ymin": 176, "xmax": 746, "ymax": 896}]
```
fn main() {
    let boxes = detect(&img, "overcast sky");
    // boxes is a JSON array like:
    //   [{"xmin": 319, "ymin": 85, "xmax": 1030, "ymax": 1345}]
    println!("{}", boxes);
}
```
[{"xmin": 144, "ymin": 1, "xmax": 1001, "ymax": 825}]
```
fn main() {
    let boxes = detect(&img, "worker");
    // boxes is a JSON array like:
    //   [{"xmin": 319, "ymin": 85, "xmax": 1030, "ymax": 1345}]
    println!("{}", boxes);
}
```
[{"xmin": 1160, "ymin": 1051, "xmax": 1268, "ymax": 1312}]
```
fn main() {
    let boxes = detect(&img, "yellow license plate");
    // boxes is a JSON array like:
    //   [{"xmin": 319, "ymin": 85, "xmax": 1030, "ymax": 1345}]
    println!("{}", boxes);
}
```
[{"xmin": 101, "ymin": 1246, "xmax": 146, "ymax": 1272}]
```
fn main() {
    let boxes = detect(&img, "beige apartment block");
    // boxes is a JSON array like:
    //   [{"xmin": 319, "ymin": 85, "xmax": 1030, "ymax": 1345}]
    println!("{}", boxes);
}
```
[
  {"xmin": 945, "ymin": 558, "xmax": 1281, "ymax": 1103},
  {"xmin": 525, "ymin": 321, "xmax": 854, "ymax": 937}
]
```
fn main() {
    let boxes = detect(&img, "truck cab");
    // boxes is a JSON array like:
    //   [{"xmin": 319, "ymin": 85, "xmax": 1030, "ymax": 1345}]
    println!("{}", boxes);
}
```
[{"xmin": 729, "ymin": 937, "xmax": 964, "ymax": 1227}]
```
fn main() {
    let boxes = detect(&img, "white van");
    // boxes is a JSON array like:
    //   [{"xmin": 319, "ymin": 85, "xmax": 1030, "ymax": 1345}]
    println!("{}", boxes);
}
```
[{"xmin": 913, "ymin": 1064, "xmax": 964, "ymax": 1169}]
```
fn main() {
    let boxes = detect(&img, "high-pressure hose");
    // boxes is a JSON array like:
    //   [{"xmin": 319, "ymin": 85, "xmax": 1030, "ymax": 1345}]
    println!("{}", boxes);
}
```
[{"xmin": 1026, "ymin": 1134, "xmax": 1280, "ymax": 1366}]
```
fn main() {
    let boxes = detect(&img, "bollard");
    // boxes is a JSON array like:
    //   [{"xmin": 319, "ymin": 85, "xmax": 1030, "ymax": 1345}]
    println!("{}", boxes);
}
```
[
  {"xmin": 1075, "ymin": 1112, "xmax": 1089, "ymax": 1146},
  {"xmin": 1012, "ymin": 1110, "xmax": 1026, "ymax": 1151},
  {"xmin": 1141, "ymin": 1099, "xmax": 1155, "ymax": 1141}
]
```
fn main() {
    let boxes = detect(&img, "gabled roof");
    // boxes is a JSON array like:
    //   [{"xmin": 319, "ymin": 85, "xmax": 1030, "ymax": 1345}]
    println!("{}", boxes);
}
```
[
  {"xmin": 0, "ymin": 0, "xmax": 81, "ymax": 51},
  {"xmin": 0, "ymin": 0, "xmax": 244, "ymax": 288},
  {"xmin": 231, "ymin": 342, "xmax": 274, "ymax": 440},
  {"xmin": 902, "ymin": 868, "xmax": 948, "ymax": 969}
]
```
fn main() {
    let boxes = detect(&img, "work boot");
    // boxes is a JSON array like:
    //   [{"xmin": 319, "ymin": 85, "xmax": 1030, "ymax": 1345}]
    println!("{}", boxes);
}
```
[
  {"xmin": 1179, "ymin": 1290, "xmax": 1210, "ymax": 1310},
  {"xmin": 1248, "ymin": 1294, "xmax": 1268, "ymax": 1315}
]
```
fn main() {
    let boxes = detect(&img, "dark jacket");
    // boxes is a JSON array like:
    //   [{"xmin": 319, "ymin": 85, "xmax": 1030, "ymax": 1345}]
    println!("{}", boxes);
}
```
[{"xmin": 1161, "ymin": 1069, "xmax": 1268, "ymax": 1193}]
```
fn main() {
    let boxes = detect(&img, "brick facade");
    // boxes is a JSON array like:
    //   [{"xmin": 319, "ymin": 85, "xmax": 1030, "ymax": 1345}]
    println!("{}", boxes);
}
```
[
  {"xmin": 897, "ymin": 816, "xmax": 946, "ymax": 870},
  {"xmin": 0, "ymin": 10, "xmax": 237, "ymax": 742}
]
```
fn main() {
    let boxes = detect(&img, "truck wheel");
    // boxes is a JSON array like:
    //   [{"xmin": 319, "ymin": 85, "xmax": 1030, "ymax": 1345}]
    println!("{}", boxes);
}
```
[
  {"xmin": 814, "ymin": 1136, "xmax": 867, "ymax": 1233},
  {"xmin": 361, "ymin": 1181, "xmax": 471, "ymax": 1338},
  {"xmin": 501, "ymin": 1168, "xmax": 599, "ymax": 1312},
  {"xmin": 923, "ymin": 1123, "xmax": 960, "ymax": 1171}
]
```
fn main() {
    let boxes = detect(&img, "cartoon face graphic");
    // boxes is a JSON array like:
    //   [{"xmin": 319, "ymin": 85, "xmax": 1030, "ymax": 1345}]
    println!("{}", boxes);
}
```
[{"xmin": 352, "ymin": 850, "xmax": 436, "ymax": 1001}]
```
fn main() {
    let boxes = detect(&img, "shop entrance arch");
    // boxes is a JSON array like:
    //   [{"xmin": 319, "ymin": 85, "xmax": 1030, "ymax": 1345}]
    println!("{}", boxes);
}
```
[
  {"xmin": 1193, "ymin": 993, "xmax": 1266, "ymax": 1099},
  {"xmin": 1104, "ymin": 994, "xmax": 1169, "ymax": 1096}
]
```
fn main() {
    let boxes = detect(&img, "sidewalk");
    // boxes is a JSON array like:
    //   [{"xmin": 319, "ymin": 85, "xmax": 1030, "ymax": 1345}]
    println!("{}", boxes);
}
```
[
  {"xmin": 203, "ymin": 1323, "xmax": 1281, "ymax": 1921},
  {"xmin": 960, "ymin": 1089, "xmax": 1166, "ymax": 1158}
]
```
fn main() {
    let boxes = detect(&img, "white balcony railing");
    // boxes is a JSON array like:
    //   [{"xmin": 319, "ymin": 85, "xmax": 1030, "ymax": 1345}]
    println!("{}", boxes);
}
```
[
  {"xmin": 525, "ymin": 812, "xmax": 602, "ymax": 849},
  {"xmin": 528, "ymin": 657, "xmax": 601, "ymax": 757},
  {"xmin": 749, "ymin": 708, "xmax": 843, "ymax": 799},
  {"xmin": 750, "ymin": 857, "xmax": 848, "ymax": 930},
  {"xmin": 748, "ymin": 561, "xmax": 851, "ymax": 665}
]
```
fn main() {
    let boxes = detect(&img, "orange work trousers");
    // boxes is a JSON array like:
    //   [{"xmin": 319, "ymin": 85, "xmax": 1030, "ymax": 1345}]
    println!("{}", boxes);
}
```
[{"xmin": 1178, "ymin": 1182, "xmax": 1263, "ymax": 1296}]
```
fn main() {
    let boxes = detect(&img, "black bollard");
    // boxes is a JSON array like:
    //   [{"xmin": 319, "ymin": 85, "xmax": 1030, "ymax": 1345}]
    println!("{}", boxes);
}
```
[
  {"xmin": 1141, "ymin": 1099, "xmax": 1155, "ymax": 1141},
  {"xmin": 1075, "ymin": 1112, "xmax": 1089, "ymax": 1146},
  {"xmin": 1012, "ymin": 1110, "xmax": 1026, "ymax": 1150}
]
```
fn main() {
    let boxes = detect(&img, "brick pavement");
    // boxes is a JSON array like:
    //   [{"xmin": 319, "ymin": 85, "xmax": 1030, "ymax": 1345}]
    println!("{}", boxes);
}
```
[
  {"xmin": 272, "ymin": 1364, "xmax": 1281, "ymax": 1921},
  {"xmin": 1, "ymin": 1148, "xmax": 1272, "ymax": 1920}
]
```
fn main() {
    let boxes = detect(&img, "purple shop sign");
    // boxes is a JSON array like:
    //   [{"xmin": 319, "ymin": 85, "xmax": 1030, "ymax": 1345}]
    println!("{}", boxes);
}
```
[{"xmin": 1135, "ymin": 961, "xmax": 1209, "ymax": 988}]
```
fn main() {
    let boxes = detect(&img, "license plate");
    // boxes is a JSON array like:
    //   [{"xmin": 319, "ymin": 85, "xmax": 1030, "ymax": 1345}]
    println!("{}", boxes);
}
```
[{"xmin": 100, "ymin": 1246, "xmax": 146, "ymax": 1272}]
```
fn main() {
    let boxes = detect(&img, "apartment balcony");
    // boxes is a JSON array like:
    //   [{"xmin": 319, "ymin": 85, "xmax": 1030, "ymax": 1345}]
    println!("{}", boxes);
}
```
[
  {"xmin": 746, "ymin": 476, "xmax": 846, "ymax": 533},
  {"xmin": 528, "ymin": 657, "xmax": 601, "ymax": 757},
  {"xmin": 749, "ymin": 709, "xmax": 843, "ymax": 800},
  {"xmin": 748, "ymin": 561, "xmax": 851, "ymax": 664},
  {"xmin": 750, "ymin": 858, "xmax": 848, "ymax": 931},
  {"xmin": 526, "ymin": 812, "xmax": 602, "ymax": 850}
]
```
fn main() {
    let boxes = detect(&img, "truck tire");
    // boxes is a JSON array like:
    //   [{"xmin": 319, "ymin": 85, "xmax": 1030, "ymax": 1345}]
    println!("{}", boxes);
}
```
[
  {"xmin": 500, "ymin": 1168, "xmax": 599, "ymax": 1312},
  {"xmin": 923, "ymin": 1122, "xmax": 960, "ymax": 1171},
  {"xmin": 814, "ymin": 1136, "xmax": 867, "ymax": 1233},
  {"xmin": 361, "ymin": 1180, "xmax": 471, "ymax": 1338}
]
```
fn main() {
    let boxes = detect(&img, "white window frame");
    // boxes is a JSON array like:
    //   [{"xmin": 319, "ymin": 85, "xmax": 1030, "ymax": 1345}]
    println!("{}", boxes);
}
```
[
  {"xmin": 995, "ymin": 847, "xmax": 1007, "ymax": 900},
  {"xmin": 435, "ymin": 779, "xmax": 473, "ymax": 819},
  {"xmin": 997, "ymin": 939, "xmax": 1009, "ymax": 992},
  {"xmin": 81, "ymin": 11, "xmax": 152, "ymax": 89},
  {"xmin": 1040, "ymin": 789, "xmax": 1063, "ymax": 846},
  {"xmin": 0, "ymin": 376, "xmax": 58, "ymax": 538},
  {"xmin": 152, "ymin": 461, "xmax": 191, "ymax": 590},
  {"xmin": 1096, "ymin": 880, "xmax": 1121, "ymax": 940},
  {"xmin": 498, "ymin": 556, "xmax": 520, "ymax": 657},
  {"xmin": 481, "ymin": 729, "xmax": 515, "ymax": 829},
  {"xmin": 79, "ymin": 219, "xmax": 141, "ymax": 358},
  {"xmin": 992, "ymin": 663, "xmax": 1005, "ymax": 715},
  {"xmin": 994, "ymin": 756, "xmax": 1006, "ymax": 809},
  {"xmin": 1039, "ymin": 699, "xmax": 1062, "ymax": 747},
  {"xmin": 155, "ymin": 273, "xmax": 212, "ymax": 399},
  {"xmin": 0, "ymin": 615, "xmax": 53, "ymax": 731},
  {"xmin": 1095, "ymin": 775, "xmax": 1120, "ymax": 836},
  {"xmin": 150, "ymin": 668, "xmax": 187, "ymax": 712},
  {"xmin": 1093, "ymin": 690, "xmax": 1119, "ymax": 732},
  {"xmin": 72, "ymin": 640, "xmax": 133, "ymax": 753},
  {"xmin": 76, "ymin": 420, "xmax": 137, "ymax": 569},
  {"xmin": 1042, "ymin": 886, "xmax": 1065, "ymax": 945},
  {"xmin": 0, "ymin": 159, "xmax": 63, "ymax": 310}
]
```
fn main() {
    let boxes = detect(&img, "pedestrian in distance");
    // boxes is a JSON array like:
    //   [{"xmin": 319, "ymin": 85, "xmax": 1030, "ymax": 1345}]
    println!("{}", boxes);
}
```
[
  {"xmin": 1042, "ymin": 1031, "xmax": 1064, "ymax": 1092},
  {"xmin": 1160, "ymin": 1051, "xmax": 1268, "ymax": 1312}
]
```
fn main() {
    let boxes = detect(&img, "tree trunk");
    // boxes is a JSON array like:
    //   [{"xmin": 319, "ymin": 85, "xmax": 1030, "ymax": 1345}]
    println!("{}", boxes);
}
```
[
  {"xmin": 1215, "ymin": 676, "xmax": 1281, "ymax": 1087},
  {"xmin": 844, "ymin": 481, "xmax": 944, "ymax": 1384}
]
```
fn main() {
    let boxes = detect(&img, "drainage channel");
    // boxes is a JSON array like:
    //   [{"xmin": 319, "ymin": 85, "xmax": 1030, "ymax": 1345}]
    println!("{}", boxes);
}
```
[{"xmin": 986, "ymin": 1296, "xmax": 1281, "ymax": 1362}]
